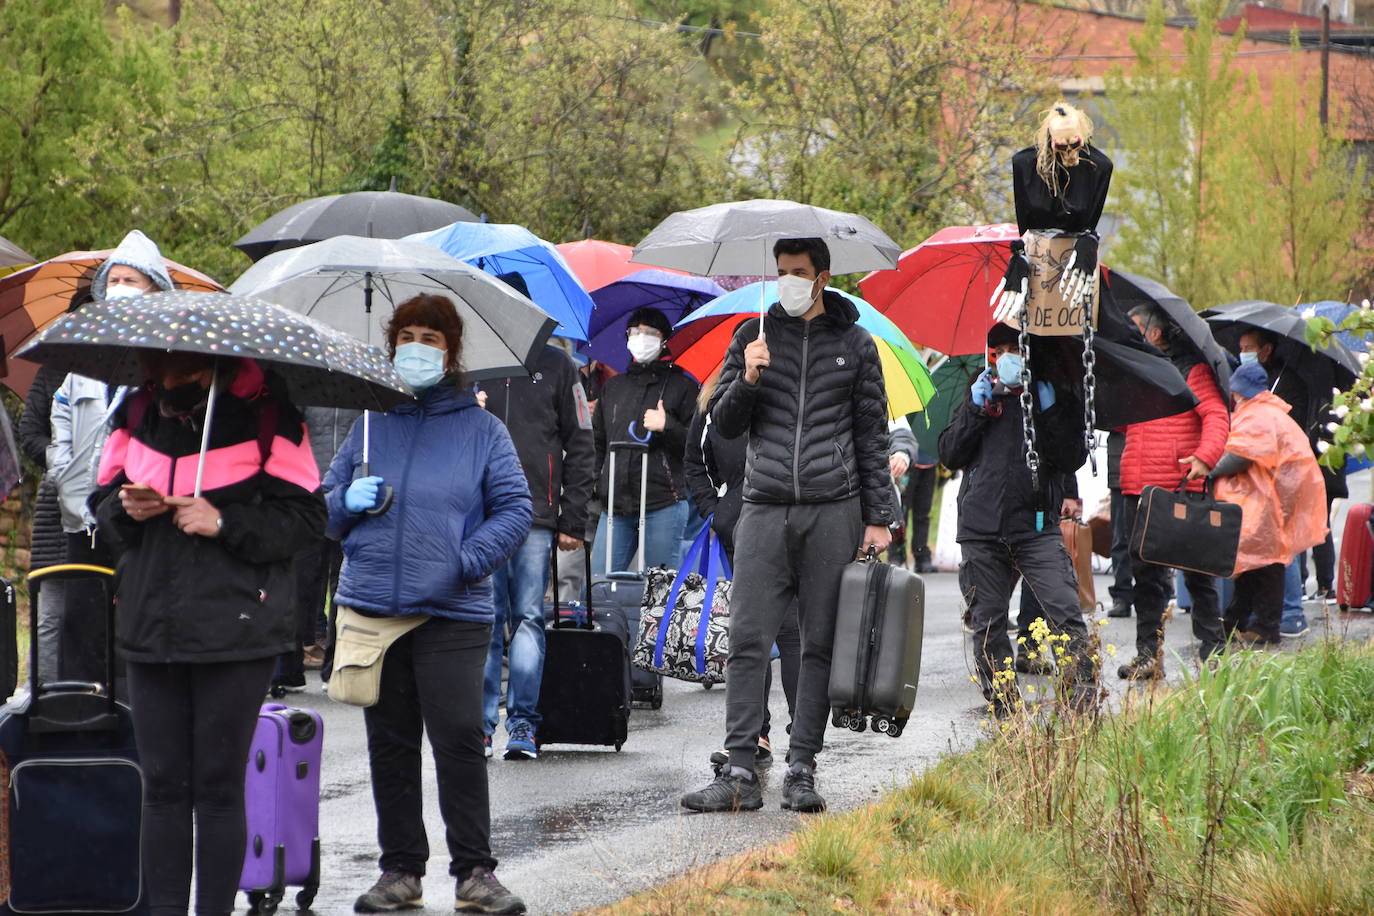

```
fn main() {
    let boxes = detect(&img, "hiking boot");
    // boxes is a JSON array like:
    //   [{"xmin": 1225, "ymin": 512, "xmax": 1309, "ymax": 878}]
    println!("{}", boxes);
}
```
[
  {"xmin": 781, "ymin": 765, "xmax": 827, "ymax": 813},
  {"xmin": 503, "ymin": 722, "xmax": 537, "ymax": 761},
  {"xmin": 1063, "ymin": 682, "xmax": 1099, "ymax": 716},
  {"xmin": 354, "ymin": 870, "xmax": 423, "ymax": 912},
  {"xmin": 756, "ymin": 735, "xmax": 773, "ymax": 766},
  {"xmin": 455, "ymin": 865, "xmax": 525, "ymax": 914},
  {"xmin": 1107, "ymin": 602, "xmax": 1131, "ymax": 618},
  {"xmin": 681, "ymin": 768, "xmax": 763, "ymax": 812},
  {"xmin": 1014, "ymin": 653, "xmax": 1054, "ymax": 676},
  {"xmin": 1117, "ymin": 656, "xmax": 1163, "ymax": 681}
]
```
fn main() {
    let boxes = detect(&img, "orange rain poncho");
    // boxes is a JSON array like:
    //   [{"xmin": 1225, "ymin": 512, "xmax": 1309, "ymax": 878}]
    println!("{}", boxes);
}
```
[{"xmin": 1213, "ymin": 391, "xmax": 1328, "ymax": 574}]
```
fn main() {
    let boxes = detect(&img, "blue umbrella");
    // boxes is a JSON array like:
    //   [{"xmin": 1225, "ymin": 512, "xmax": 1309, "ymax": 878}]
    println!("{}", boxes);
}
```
[
  {"xmin": 1307, "ymin": 300, "xmax": 1369, "ymax": 353},
  {"xmin": 584, "ymin": 269, "xmax": 724, "ymax": 371},
  {"xmin": 406, "ymin": 222, "xmax": 594, "ymax": 341}
]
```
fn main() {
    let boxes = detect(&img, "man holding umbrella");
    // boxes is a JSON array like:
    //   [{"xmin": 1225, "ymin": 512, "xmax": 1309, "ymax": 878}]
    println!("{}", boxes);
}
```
[{"xmin": 680, "ymin": 237, "xmax": 893, "ymax": 815}]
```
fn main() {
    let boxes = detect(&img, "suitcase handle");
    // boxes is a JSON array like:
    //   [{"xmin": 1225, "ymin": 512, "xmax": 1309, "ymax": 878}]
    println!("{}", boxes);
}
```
[
  {"xmin": 550, "ymin": 539, "xmax": 596, "ymax": 630},
  {"xmin": 26, "ymin": 565, "xmax": 117, "ymax": 719}
]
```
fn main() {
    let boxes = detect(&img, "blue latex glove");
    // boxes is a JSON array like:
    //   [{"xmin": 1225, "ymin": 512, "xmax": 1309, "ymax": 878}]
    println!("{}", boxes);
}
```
[
  {"xmin": 971, "ymin": 369, "xmax": 994, "ymax": 408},
  {"xmin": 345, "ymin": 476, "xmax": 384, "ymax": 513},
  {"xmin": 1035, "ymin": 381, "xmax": 1056, "ymax": 410}
]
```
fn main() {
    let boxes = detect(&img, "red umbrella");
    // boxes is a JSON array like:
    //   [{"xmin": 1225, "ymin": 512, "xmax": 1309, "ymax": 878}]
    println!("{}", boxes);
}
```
[
  {"xmin": 0, "ymin": 250, "xmax": 222, "ymax": 398},
  {"xmin": 859, "ymin": 224, "xmax": 1019, "ymax": 355},
  {"xmin": 557, "ymin": 239, "xmax": 686, "ymax": 292}
]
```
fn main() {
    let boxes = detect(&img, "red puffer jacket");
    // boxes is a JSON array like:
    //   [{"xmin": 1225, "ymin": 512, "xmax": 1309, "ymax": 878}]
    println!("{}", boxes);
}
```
[{"xmin": 1120, "ymin": 362, "xmax": 1230, "ymax": 495}]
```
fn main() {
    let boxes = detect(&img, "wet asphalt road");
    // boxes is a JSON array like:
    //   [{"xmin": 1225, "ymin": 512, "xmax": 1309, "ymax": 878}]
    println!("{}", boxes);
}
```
[{"xmin": 270, "ymin": 569, "xmax": 1373, "ymax": 915}]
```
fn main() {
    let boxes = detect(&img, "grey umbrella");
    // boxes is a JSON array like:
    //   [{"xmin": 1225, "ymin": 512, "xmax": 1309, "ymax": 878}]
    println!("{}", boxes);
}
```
[
  {"xmin": 234, "ymin": 190, "xmax": 479, "ymax": 262},
  {"xmin": 0, "ymin": 236, "xmax": 32, "ymax": 271},
  {"xmin": 630, "ymin": 199, "xmax": 902, "ymax": 277},
  {"xmin": 1203, "ymin": 299, "xmax": 1361, "ymax": 378},
  {"xmin": 1104, "ymin": 268, "xmax": 1231, "ymax": 391}
]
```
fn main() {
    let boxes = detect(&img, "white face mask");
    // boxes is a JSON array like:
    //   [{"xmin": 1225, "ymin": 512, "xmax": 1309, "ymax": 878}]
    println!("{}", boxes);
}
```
[
  {"xmin": 104, "ymin": 283, "xmax": 145, "ymax": 301},
  {"xmin": 627, "ymin": 332, "xmax": 663, "ymax": 364},
  {"xmin": 777, "ymin": 274, "xmax": 820, "ymax": 317}
]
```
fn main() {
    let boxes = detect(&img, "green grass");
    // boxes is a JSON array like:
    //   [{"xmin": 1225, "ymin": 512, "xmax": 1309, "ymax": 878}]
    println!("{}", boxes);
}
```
[{"xmin": 592, "ymin": 640, "xmax": 1374, "ymax": 915}]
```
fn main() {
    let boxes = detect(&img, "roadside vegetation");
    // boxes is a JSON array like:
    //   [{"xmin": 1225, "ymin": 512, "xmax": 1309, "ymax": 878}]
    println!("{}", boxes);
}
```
[{"xmin": 595, "ymin": 639, "xmax": 1374, "ymax": 914}]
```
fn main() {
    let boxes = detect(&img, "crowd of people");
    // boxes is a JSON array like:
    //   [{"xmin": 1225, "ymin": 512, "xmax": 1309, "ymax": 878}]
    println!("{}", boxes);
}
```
[{"xmin": 16, "ymin": 227, "xmax": 1338, "ymax": 915}]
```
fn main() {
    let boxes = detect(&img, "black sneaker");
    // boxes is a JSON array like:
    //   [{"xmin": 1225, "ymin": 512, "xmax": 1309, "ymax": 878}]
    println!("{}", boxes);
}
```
[
  {"xmin": 681, "ymin": 769, "xmax": 763, "ymax": 812},
  {"xmin": 1107, "ymin": 602, "xmax": 1131, "ymax": 618},
  {"xmin": 273, "ymin": 672, "xmax": 307, "ymax": 694},
  {"xmin": 1014, "ymin": 653, "xmax": 1054, "ymax": 676},
  {"xmin": 756, "ymin": 735, "xmax": 773, "ymax": 766},
  {"xmin": 1117, "ymin": 656, "xmax": 1163, "ymax": 680},
  {"xmin": 781, "ymin": 765, "xmax": 826, "ymax": 813},
  {"xmin": 455, "ymin": 865, "xmax": 525, "ymax": 914},
  {"xmin": 354, "ymin": 870, "xmax": 423, "ymax": 912}
]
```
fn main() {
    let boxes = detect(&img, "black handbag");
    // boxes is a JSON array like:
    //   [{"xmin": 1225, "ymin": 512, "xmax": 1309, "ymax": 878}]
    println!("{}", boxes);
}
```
[{"xmin": 1130, "ymin": 478, "xmax": 1241, "ymax": 578}]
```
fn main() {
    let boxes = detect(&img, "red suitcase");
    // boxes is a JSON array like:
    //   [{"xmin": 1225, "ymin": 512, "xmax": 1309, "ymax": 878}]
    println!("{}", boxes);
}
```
[{"xmin": 1336, "ymin": 503, "xmax": 1374, "ymax": 612}]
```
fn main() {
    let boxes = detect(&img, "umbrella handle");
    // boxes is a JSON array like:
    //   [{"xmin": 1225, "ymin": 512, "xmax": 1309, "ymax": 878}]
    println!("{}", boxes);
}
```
[{"xmin": 359, "ymin": 460, "xmax": 395, "ymax": 517}]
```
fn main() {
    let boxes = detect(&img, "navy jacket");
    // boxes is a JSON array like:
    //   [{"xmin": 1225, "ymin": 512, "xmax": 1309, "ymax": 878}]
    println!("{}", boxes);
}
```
[{"xmin": 324, "ymin": 381, "xmax": 532, "ymax": 624}]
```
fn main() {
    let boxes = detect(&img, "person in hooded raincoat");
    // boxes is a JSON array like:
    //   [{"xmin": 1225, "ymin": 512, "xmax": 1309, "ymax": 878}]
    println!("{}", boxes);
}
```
[{"xmin": 1209, "ymin": 362, "xmax": 1327, "ymax": 646}]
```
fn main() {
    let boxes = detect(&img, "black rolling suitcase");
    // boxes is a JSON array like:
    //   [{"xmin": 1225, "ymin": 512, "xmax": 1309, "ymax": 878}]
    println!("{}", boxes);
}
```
[
  {"xmin": 536, "ymin": 546, "xmax": 632, "ymax": 751},
  {"xmin": 0, "ymin": 563, "xmax": 147, "ymax": 914},
  {"xmin": 591, "ymin": 441, "xmax": 663, "ymax": 709},
  {"xmin": 828, "ymin": 552, "xmax": 924, "ymax": 738}
]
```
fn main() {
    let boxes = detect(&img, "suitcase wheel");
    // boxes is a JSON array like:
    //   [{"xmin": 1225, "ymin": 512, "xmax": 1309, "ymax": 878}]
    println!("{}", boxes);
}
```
[
  {"xmin": 269, "ymin": 684, "xmax": 287, "ymax": 700},
  {"xmin": 247, "ymin": 891, "xmax": 282, "ymax": 915},
  {"xmin": 848, "ymin": 715, "xmax": 867, "ymax": 733},
  {"xmin": 651, "ymin": 682, "xmax": 663, "ymax": 710},
  {"xmin": 888, "ymin": 721, "xmax": 905, "ymax": 739},
  {"xmin": 614, "ymin": 741, "xmax": 623, "ymax": 752},
  {"xmin": 831, "ymin": 709, "xmax": 849, "ymax": 729},
  {"xmin": 702, "ymin": 682, "xmax": 714, "ymax": 690},
  {"xmin": 296, "ymin": 887, "xmax": 317, "ymax": 909},
  {"xmin": 873, "ymin": 717, "xmax": 890, "ymax": 735}
]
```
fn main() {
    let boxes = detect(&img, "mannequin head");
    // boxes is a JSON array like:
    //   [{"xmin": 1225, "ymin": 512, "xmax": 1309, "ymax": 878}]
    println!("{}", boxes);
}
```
[{"xmin": 1035, "ymin": 102, "xmax": 1095, "ymax": 194}]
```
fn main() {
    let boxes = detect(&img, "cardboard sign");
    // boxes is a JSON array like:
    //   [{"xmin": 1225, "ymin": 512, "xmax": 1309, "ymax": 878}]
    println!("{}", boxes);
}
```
[{"xmin": 1005, "ymin": 231, "xmax": 1099, "ymax": 337}]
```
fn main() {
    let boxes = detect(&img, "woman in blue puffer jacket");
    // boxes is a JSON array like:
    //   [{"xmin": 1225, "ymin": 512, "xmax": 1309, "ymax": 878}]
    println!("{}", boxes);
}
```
[{"xmin": 324, "ymin": 294, "xmax": 532, "ymax": 915}]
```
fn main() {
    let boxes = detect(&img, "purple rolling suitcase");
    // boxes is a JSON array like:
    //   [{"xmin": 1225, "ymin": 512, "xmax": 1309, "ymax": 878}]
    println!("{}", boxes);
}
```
[{"xmin": 240, "ymin": 703, "xmax": 323, "ymax": 914}]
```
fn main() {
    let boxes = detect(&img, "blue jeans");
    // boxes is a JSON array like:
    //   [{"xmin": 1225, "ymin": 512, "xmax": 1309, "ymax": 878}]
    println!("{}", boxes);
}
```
[
  {"xmin": 483, "ymin": 526, "xmax": 555, "ymax": 736},
  {"xmin": 590, "ymin": 500, "xmax": 689, "ymax": 574},
  {"xmin": 1282, "ymin": 554, "xmax": 1307, "ymax": 628}
]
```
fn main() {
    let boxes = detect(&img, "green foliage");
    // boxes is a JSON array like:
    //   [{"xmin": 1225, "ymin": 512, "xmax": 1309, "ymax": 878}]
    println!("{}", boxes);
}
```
[
  {"xmin": 722, "ymin": 0, "xmax": 1047, "ymax": 252},
  {"xmin": 1107, "ymin": 0, "xmax": 1368, "ymax": 309},
  {"xmin": 1308, "ymin": 306, "xmax": 1373, "ymax": 469}
]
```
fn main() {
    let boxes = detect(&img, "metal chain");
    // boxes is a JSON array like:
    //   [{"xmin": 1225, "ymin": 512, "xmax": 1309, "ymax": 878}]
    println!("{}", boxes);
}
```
[
  {"xmin": 1017, "ymin": 296, "xmax": 1041, "ymax": 495},
  {"xmin": 1080, "ymin": 273, "xmax": 1099, "ymax": 476}
]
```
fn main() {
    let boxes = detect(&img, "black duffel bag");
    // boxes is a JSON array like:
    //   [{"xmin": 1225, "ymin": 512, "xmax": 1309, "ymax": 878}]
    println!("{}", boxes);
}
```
[{"xmin": 1130, "ymin": 478, "xmax": 1241, "ymax": 578}]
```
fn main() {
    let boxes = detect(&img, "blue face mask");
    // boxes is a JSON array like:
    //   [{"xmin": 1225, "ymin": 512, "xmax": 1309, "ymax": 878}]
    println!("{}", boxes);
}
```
[
  {"xmin": 1239, "ymin": 351, "xmax": 1259, "ymax": 366},
  {"xmin": 995, "ymin": 352, "xmax": 1024, "ymax": 386},
  {"xmin": 394, "ymin": 342, "xmax": 447, "ymax": 391}
]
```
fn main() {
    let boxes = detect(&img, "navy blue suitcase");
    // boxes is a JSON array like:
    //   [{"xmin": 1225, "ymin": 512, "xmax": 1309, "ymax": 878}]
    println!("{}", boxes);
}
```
[{"xmin": 0, "ymin": 563, "xmax": 147, "ymax": 914}]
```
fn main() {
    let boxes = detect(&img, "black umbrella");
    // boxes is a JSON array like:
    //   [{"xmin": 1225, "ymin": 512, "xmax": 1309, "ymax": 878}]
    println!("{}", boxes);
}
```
[
  {"xmin": 19, "ymin": 290, "xmax": 412, "ymax": 496},
  {"xmin": 1029, "ymin": 335, "xmax": 1199, "ymax": 431},
  {"xmin": 1202, "ymin": 300, "xmax": 1361, "ymax": 379},
  {"xmin": 234, "ymin": 190, "xmax": 480, "ymax": 262},
  {"xmin": 1104, "ymin": 268, "xmax": 1231, "ymax": 392}
]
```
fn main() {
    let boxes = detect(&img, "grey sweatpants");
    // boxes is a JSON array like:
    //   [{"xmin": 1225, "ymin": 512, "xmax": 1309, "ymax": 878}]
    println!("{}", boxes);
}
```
[
  {"xmin": 961, "ymin": 532, "xmax": 1096, "ymax": 699},
  {"xmin": 724, "ymin": 498, "xmax": 863, "ymax": 772}
]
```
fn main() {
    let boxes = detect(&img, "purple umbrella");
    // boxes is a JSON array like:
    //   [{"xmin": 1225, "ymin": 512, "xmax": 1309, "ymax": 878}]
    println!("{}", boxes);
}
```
[{"xmin": 581, "ymin": 269, "xmax": 725, "ymax": 371}]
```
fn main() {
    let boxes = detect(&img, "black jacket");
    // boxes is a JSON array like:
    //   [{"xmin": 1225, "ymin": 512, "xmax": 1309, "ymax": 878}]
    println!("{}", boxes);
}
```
[
  {"xmin": 594, "ymin": 359, "xmax": 699, "ymax": 516},
  {"xmin": 939, "ymin": 381, "xmax": 1087, "ymax": 541},
  {"xmin": 19, "ymin": 365, "xmax": 70, "ymax": 568},
  {"xmin": 684, "ymin": 408, "xmax": 746, "ymax": 555},
  {"xmin": 481, "ymin": 345, "xmax": 596, "ymax": 538},
  {"xmin": 91, "ymin": 370, "xmax": 326, "ymax": 664},
  {"xmin": 711, "ymin": 293, "xmax": 892, "ymax": 526},
  {"xmin": 303, "ymin": 406, "xmax": 362, "ymax": 478}
]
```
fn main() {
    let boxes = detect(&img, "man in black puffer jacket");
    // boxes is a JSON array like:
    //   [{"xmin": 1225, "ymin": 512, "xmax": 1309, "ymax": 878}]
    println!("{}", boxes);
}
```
[{"xmin": 682, "ymin": 238, "xmax": 892, "ymax": 816}]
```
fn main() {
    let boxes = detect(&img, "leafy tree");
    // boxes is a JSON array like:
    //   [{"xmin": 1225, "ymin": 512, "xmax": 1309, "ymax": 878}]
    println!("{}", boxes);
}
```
[{"xmin": 718, "ymin": 0, "xmax": 1049, "ymax": 253}]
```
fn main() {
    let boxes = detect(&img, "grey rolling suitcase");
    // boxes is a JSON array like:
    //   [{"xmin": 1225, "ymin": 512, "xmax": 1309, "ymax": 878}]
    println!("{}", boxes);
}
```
[
  {"xmin": 829, "ymin": 552, "xmax": 924, "ymax": 738},
  {"xmin": 592, "ymin": 441, "xmax": 663, "ymax": 709}
]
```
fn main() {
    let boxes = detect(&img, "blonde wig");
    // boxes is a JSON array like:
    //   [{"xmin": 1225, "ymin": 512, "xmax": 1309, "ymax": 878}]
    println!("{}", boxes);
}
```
[{"xmin": 1034, "ymin": 102, "xmax": 1096, "ymax": 197}]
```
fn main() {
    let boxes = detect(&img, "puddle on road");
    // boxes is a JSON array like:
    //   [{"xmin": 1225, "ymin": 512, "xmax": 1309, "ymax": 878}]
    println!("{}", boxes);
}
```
[{"xmin": 491, "ymin": 785, "xmax": 681, "ymax": 855}]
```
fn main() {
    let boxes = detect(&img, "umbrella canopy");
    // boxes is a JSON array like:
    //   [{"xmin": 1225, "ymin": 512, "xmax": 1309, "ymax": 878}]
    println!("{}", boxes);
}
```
[
  {"xmin": 229, "ymin": 235, "xmax": 556, "ymax": 382},
  {"xmin": 1103, "ymin": 268, "xmax": 1231, "ymax": 392},
  {"xmin": 912, "ymin": 353, "xmax": 983, "ymax": 457},
  {"xmin": 19, "ymin": 290, "xmax": 412, "ymax": 412},
  {"xmin": 0, "ymin": 236, "xmax": 32, "ymax": 273},
  {"xmin": 584, "ymin": 270, "xmax": 725, "ymax": 372},
  {"xmin": 631, "ymin": 199, "xmax": 902, "ymax": 277},
  {"xmin": 671, "ymin": 282, "xmax": 935, "ymax": 420},
  {"xmin": 0, "ymin": 249, "xmax": 222, "ymax": 399},
  {"xmin": 233, "ymin": 191, "xmax": 479, "ymax": 262},
  {"xmin": 858, "ymin": 223, "xmax": 1019, "ymax": 355},
  {"xmin": 407, "ymin": 222, "xmax": 594, "ymax": 342},
  {"xmin": 1203, "ymin": 300, "xmax": 1361, "ymax": 378},
  {"xmin": 1306, "ymin": 301, "xmax": 1368, "ymax": 353},
  {"xmin": 556, "ymin": 239, "xmax": 689, "ymax": 291}
]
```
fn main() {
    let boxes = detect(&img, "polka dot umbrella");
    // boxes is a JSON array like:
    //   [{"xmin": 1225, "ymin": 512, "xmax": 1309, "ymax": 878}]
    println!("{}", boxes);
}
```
[{"xmin": 19, "ymin": 289, "xmax": 412, "ymax": 497}]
